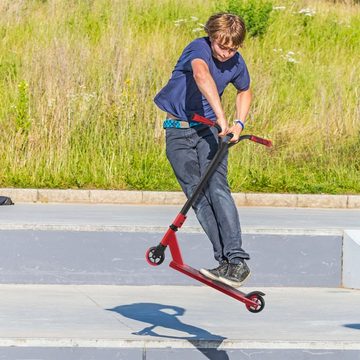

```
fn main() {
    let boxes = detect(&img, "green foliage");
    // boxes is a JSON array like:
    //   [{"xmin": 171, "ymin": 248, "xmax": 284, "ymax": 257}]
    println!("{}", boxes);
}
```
[
  {"xmin": 0, "ymin": 0, "xmax": 359, "ymax": 194},
  {"xmin": 13, "ymin": 80, "xmax": 31, "ymax": 134},
  {"xmin": 223, "ymin": 0, "xmax": 273, "ymax": 37},
  {"xmin": 65, "ymin": 1, "xmax": 110, "ymax": 44},
  {"xmin": 0, "ymin": 58, "xmax": 18, "ymax": 81}
]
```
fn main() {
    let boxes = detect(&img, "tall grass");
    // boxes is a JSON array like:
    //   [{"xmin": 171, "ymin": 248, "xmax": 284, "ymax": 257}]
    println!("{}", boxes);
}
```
[{"xmin": 0, "ymin": 0, "xmax": 359, "ymax": 193}]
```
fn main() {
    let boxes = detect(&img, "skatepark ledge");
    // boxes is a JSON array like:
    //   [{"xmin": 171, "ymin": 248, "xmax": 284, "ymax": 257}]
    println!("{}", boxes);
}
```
[{"xmin": 1, "ymin": 188, "xmax": 360, "ymax": 208}]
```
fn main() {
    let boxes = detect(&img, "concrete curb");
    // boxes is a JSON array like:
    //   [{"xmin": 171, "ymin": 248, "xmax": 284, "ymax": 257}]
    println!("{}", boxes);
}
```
[
  {"xmin": 0, "ymin": 223, "xmax": 343, "ymax": 236},
  {"xmin": 0, "ymin": 338, "xmax": 359, "ymax": 350},
  {"xmin": 1, "ymin": 188, "xmax": 360, "ymax": 208}
]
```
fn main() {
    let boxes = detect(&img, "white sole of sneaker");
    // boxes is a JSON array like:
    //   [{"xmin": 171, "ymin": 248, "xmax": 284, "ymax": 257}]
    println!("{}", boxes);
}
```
[
  {"xmin": 199, "ymin": 268, "xmax": 221, "ymax": 282},
  {"xmin": 218, "ymin": 272, "xmax": 251, "ymax": 288}
]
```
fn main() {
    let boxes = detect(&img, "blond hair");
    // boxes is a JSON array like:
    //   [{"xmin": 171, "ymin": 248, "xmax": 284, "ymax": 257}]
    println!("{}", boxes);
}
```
[{"xmin": 205, "ymin": 12, "xmax": 246, "ymax": 48}]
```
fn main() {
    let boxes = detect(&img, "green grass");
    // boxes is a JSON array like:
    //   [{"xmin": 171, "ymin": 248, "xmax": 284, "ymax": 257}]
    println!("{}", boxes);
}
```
[{"xmin": 0, "ymin": 0, "xmax": 359, "ymax": 194}]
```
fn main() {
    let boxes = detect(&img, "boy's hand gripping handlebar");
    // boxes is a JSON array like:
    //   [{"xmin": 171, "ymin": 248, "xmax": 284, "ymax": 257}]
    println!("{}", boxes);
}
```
[{"xmin": 192, "ymin": 113, "xmax": 273, "ymax": 147}]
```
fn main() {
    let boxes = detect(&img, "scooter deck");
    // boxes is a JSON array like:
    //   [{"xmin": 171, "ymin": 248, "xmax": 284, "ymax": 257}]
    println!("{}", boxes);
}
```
[{"xmin": 169, "ymin": 261, "xmax": 262, "ymax": 308}]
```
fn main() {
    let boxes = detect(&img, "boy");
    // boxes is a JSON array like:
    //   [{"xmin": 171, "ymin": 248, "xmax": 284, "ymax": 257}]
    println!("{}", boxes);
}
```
[{"xmin": 154, "ymin": 13, "xmax": 252, "ymax": 287}]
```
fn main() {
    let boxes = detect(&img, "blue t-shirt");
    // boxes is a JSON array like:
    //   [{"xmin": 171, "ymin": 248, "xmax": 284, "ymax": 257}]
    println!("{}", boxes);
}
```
[{"xmin": 154, "ymin": 37, "xmax": 250, "ymax": 121}]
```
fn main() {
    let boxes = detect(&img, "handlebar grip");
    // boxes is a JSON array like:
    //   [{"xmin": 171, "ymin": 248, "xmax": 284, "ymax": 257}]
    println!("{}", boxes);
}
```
[
  {"xmin": 192, "ymin": 113, "xmax": 214, "ymax": 126},
  {"xmin": 191, "ymin": 113, "xmax": 223, "ymax": 133},
  {"xmin": 223, "ymin": 133, "xmax": 234, "ymax": 144},
  {"xmin": 249, "ymin": 135, "xmax": 273, "ymax": 147},
  {"xmin": 214, "ymin": 124, "xmax": 222, "ymax": 132}
]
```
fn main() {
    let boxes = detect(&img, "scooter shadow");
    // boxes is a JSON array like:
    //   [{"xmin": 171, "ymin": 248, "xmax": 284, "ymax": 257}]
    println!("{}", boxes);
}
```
[{"xmin": 107, "ymin": 302, "xmax": 230, "ymax": 360}]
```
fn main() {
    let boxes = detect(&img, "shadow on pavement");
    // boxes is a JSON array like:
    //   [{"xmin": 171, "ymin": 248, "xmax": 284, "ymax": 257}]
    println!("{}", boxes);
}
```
[
  {"xmin": 107, "ymin": 302, "xmax": 229, "ymax": 360},
  {"xmin": 343, "ymin": 324, "xmax": 360, "ymax": 330}
]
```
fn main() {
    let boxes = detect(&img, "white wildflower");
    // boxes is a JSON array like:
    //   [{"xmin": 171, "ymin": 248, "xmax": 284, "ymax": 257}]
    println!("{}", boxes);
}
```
[
  {"xmin": 273, "ymin": 6, "xmax": 286, "ymax": 10},
  {"xmin": 286, "ymin": 56, "xmax": 299, "ymax": 63},
  {"xmin": 174, "ymin": 19, "xmax": 187, "ymax": 26},
  {"xmin": 281, "ymin": 52, "xmax": 299, "ymax": 64},
  {"xmin": 299, "ymin": 8, "xmax": 316, "ymax": 17}
]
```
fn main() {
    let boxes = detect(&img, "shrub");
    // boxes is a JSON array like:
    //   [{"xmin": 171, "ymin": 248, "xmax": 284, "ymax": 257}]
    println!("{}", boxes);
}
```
[
  {"xmin": 223, "ymin": 0, "xmax": 273, "ymax": 38},
  {"xmin": 14, "ymin": 80, "xmax": 31, "ymax": 134}
]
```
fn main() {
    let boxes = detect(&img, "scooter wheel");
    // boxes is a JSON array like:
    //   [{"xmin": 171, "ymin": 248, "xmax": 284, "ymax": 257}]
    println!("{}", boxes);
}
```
[
  {"xmin": 245, "ymin": 293, "xmax": 265, "ymax": 313},
  {"xmin": 146, "ymin": 246, "xmax": 165, "ymax": 266}
]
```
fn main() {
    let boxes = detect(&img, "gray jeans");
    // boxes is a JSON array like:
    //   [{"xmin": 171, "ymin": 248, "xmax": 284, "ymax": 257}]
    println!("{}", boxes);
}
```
[{"xmin": 165, "ymin": 125, "xmax": 250, "ymax": 264}]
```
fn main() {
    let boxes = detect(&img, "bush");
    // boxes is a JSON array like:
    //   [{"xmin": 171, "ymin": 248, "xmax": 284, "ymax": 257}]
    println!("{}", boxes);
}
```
[{"xmin": 223, "ymin": 0, "xmax": 273, "ymax": 38}]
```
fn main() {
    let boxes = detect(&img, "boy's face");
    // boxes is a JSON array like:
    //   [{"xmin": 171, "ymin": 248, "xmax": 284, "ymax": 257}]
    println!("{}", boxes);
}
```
[{"xmin": 210, "ymin": 38, "xmax": 238, "ymax": 62}]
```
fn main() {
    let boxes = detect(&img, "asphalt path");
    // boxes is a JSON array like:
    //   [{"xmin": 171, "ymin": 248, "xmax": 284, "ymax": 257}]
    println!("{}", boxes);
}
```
[{"xmin": 0, "ymin": 204, "xmax": 359, "ymax": 234}]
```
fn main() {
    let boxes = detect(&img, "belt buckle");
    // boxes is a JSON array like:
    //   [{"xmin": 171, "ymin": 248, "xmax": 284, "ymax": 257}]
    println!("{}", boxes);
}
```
[{"xmin": 179, "ymin": 121, "xmax": 189, "ymax": 129}]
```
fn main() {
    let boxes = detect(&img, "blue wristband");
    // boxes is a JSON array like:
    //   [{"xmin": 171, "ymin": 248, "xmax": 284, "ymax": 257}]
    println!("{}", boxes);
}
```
[{"xmin": 234, "ymin": 119, "xmax": 245, "ymax": 130}]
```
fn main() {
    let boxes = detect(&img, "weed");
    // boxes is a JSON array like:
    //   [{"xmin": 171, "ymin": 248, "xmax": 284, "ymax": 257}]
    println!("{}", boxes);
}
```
[{"xmin": 0, "ymin": 0, "xmax": 359, "ymax": 193}]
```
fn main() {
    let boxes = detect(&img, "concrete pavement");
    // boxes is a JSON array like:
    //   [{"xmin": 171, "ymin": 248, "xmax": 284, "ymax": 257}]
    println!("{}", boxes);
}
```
[
  {"xmin": 0, "ymin": 203, "xmax": 360, "ymax": 358},
  {"xmin": 0, "ymin": 285, "xmax": 359, "ymax": 351},
  {"xmin": 0, "ymin": 204, "xmax": 359, "ymax": 287},
  {"xmin": 0, "ymin": 230, "xmax": 343, "ymax": 286},
  {"xmin": 1, "ymin": 203, "xmax": 360, "ymax": 234}
]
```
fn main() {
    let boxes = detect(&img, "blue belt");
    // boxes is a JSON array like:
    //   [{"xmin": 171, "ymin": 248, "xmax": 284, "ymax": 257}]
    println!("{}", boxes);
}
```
[{"xmin": 163, "ymin": 119, "xmax": 201, "ymax": 129}]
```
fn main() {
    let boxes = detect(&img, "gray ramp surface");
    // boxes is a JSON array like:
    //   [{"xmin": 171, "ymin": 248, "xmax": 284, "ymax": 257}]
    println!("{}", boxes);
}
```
[
  {"xmin": 0, "ymin": 285, "xmax": 359, "ymax": 351},
  {"xmin": 0, "ymin": 230, "xmax": 342, "ymax": 286},
  {"xmin": 0, "ymin": 348, "xmax": 359, "ymax": 360},
  {"xmin": 1, "ymin": 204, "xmax": 360, "ymax": 233}
]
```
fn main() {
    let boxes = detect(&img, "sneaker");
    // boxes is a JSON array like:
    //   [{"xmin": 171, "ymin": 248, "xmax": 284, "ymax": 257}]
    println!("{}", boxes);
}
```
[
  {"xmin": 199, "ymin": 261, "xmax": 228, "ymax": 282},
  {"xmin": 219, "ymin": 261, "xmax": 251, "ymax": 288}
]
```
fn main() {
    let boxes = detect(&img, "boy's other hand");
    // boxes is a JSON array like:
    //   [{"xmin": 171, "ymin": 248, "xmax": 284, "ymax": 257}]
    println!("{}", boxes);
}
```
[
  {"xmin": 228, "ymin": 123, "xmax": 243, "ymax": 142},
  {"xmin": 216, "ymin": 118, "xmax": 229, "ymax": 137}
]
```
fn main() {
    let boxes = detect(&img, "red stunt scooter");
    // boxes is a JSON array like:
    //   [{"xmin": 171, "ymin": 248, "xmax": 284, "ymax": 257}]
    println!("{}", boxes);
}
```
[{"xmin": 146, "ymin": 114, "xmax": 272, "ymax": 313}]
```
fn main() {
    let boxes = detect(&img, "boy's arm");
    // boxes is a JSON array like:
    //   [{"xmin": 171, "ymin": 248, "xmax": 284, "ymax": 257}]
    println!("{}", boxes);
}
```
[
  {"xmin": 228, "ymin": 88, "xmax": 252, "ymax": 142},
  {"xmin": 235, "ymin": 88, "xmax": 252, "ymax": 122},
  {"xmin": 191, "ymin": 59, "xmax": 228, "ymax": 136}
]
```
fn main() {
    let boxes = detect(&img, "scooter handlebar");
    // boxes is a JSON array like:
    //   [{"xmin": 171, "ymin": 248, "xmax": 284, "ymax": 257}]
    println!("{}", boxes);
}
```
[
  {"xmin": 192, "ymin": 113, "xmax": 222, "ymax": 132},
  {"xmin": 239, "ymin": 135, "xmax": 273, "ymax": 148},
  {"xmin": 191, "ymin": 113, "xmax": 272, "ymax": 148},
  {"xmin": 191, "ymin": 113, "xmax": 214, "ymax": 126}
]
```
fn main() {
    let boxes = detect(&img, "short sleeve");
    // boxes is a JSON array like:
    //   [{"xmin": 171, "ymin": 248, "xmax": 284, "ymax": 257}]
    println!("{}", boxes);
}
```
[
  {"xmin": 231, "ymin": 60, "xmax": 250, "ymax": 91},
  {"xmin": 175, "ymin": 38, "xmax": 211, "ymax": 72}
]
